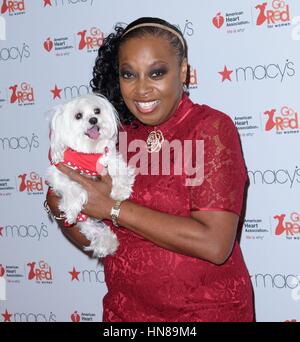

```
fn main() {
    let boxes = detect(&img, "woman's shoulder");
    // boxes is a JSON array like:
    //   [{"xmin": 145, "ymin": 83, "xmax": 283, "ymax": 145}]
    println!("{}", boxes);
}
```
[
  {"xmin": 188, "ymin": 102, "xmax": 237, "ymax": 135},
  {"xmin": 187, "ymin": 103, "xmax": 242, "ymax": 159}
]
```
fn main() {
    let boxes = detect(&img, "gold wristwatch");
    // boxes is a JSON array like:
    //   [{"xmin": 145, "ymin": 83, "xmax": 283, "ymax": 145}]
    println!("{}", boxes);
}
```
[{"xmin": 110, "ymin": 200, "xmax": 122, "ymax": 227}]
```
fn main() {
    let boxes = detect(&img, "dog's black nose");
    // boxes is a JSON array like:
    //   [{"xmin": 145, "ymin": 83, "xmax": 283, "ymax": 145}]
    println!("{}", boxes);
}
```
[{"xmin": 89, "ymin": 117, "xmax": 98, "ymax": 125}]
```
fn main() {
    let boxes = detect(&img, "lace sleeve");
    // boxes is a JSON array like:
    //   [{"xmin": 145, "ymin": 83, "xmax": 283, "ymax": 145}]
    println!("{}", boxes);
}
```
[{"xmin": 189, "ymin": 111, "xmax": 247, "ymax": 216}]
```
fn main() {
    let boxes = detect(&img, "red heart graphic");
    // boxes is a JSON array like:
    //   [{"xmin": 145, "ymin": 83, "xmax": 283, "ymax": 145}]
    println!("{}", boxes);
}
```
[
  {"xmin": 44, "ymin": 38, "xmax": 53, "ymax": 52},
  {"xmin": 212, "ymin": 12, "xmax": 224, "ymax": 29}
]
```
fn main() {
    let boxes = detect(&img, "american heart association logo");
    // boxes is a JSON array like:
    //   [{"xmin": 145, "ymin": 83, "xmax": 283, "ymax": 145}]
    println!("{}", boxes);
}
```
[{"xmin": 212, "ymin": 12, "xmax": 225, "ymax": 29}]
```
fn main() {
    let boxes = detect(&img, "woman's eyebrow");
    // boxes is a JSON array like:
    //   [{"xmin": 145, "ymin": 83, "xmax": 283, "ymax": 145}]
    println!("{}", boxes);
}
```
[{"xmin": 119, "ymin": 60, "xmax": 168, "ymax": 68}]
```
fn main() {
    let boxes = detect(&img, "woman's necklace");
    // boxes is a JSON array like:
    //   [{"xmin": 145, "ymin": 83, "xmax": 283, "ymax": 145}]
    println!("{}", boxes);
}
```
[{"xmin": 146, "ymin": 128, "xmax": 164, "ymax": 153}]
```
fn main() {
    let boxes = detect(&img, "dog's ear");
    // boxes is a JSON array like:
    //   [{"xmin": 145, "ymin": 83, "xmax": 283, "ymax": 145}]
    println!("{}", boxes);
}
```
[
  {"xmin": 102, "ymin": 96, "xmax": 121, "ymax": 140},
  {"xmin": 49, "ymin": 104, "xmax": 66, "ymax": 164}
]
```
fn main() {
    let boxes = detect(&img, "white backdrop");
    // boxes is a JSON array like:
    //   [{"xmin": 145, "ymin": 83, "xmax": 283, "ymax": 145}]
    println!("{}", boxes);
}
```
[{"xmin": 0, "ymin": 0, "xmax": 300, "ymax": 322}]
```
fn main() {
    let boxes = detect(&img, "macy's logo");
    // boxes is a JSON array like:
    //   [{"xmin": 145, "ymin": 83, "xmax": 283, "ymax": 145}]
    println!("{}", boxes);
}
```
[
  {"xmin": 77, "ymin": 27, "xmax": 104, "ymax": 51},
  {"xmin": 50, "ymin": 84, "xmax": 91, "ymax": 100},
  {"xmin": 264, "ymin": 106, "xmax": 299, "ymax": 132},
  {"xmin": 1, "ymin": 309, "xmax": 56, "ymax": 322},
  {"xmin": 43, "ymin": 0, "xmax": 94, "ymax": 7},
  {"xmin": 1, "ymin": 0, "xmax": 25, "ymax": 15},
  {"xmin": 255, "ymin": 1, "xmax": 291, "ymax": 26},
  {"xmin": 18, "ymin": 172, "xmax": 44, "ymax": 193},
  {"xmin": 0, "ymin": 223, "xmax": 48, "ymax": 240},
  {"xmin": 69, "ymin": 266, "xmax": 105, "ymax": 283},
  {"xmin": 252, "ymin": 273, "xmax": 300, "ymax": 289},
  {"xmin": 27, "ymin": 260, "xmax": 53, "ymax": 281},
  {"xmin": 219, "ymin": 60, "xmax": 295, "ymax": 83},
  {"xmin": 274, "ymin": 212, "xmax": 300, "ymax": 237}
]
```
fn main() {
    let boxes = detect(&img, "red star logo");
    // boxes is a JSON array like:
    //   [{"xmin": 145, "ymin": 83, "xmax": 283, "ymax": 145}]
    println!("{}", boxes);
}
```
[
  {"xmin": 218, "ymin": 65, "xmax": 233, "ymax": 82},
  {"xmin": 69, "ymin": 267, "xmax": 80, "ymax": 281},
  {"xmin": 51, "ymin": 85, "xmax": 62, "ymax": 99},
  {"xmin": 0, "ymin": 226, "xmax": 3, "ymax": 237},
  {"xmin": 43, "ymin": 0, "xmax": 52, "ymax": 7},
  {"xmin": 2, "ymin": 309, "xmax": 12, "ymax": 322}
]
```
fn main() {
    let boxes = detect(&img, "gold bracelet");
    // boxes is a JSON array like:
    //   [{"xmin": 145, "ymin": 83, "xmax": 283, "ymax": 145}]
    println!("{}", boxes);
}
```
[
  {"xmin": 110, "ymin": 200, "xmax": 122, "ymax": 227},
  {"xmin": 44, "ymin": 200, "xmax": 66, "ymax": 221}
]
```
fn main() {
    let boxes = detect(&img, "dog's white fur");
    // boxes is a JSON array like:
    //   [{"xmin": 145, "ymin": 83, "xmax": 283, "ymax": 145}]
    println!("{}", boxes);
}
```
[{"xmin": 46, "ymin": 94, "xmax": 135, "ymax": 258}]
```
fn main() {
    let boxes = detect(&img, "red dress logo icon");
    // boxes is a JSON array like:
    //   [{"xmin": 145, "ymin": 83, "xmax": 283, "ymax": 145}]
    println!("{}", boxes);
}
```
[
  {"xmin": 1, "ymin": 0, "xmax": 8, "ymax": 14},
  {"xmin": 264, "ymin": 108, "xmax": 276, "ymax": 130},
  {"xmin": 255, "ymin": 2, "xmax": 268, "ymax": 25},
  {"xmin": 27, "ymin": 262, "xmax": 36, "ymax": 280},
  {"xmin": 212, "ymin": 12, "xmax": 225, "ymax": 29}
]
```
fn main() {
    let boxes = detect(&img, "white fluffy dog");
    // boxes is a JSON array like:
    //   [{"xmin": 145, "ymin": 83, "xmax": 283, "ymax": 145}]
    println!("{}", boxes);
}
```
[{"xmin": 46, "ymin": 94, "xmax": 135, "ymax": 258}]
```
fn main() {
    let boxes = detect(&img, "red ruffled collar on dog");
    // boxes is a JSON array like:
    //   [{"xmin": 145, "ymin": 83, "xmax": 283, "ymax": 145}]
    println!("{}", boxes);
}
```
[{"xmin": 53, "ymin": 147, "xmax": 108, "ymax": 176}]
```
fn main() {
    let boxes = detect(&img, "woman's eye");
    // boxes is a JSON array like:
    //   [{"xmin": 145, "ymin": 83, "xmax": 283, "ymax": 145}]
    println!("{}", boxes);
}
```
[
  {"xmin": 121, "ymin": 71, "xmax": 135, "ymax": 79},
  {"xmin": 75, "ymin": 113, "xmax": 82, "ymax": 120},
  {"xmin": 151, "ymin": 69, "xmax": 167, "ymax": 78}
]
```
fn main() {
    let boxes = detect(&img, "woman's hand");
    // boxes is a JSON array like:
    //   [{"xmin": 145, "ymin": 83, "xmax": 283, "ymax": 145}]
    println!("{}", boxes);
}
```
[{"xmin": 56, "ymin": 164, "xmax": 115, "ymax": 220}]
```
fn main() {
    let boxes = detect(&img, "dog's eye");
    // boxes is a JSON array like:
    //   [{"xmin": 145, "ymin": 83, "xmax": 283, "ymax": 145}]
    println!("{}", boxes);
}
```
[
  {"xmin": 94, "ymin": 108, "xmax": 100, "ymax": 115},
  {"xmin": 75, "ymin": 113, "xmax": 83, "ymax": 120}
]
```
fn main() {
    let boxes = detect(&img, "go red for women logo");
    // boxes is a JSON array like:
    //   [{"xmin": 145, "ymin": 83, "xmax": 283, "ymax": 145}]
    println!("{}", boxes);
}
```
[
  {"xmin": 77, "ymin": 27, "xmax": 104, "ymax": 51},
  {"xmin": 27, "ymin": 260, "xmax": 53, "ymax": 283},
  {"xmin": 274, "ymin": 212, "xmax": 300, "ymax": 238},
  {"xmin": 264, "ymin": 106, "xmax": 299, "ymax": 134},
  {"xmin": 18, "ymin": 172, "xmax": 44, "ymax": 194},
  {"xmin": 255, "ymin": 1, "xmax": 291, "ymax": 27},
  {"xmin": 1, "ymin": 0, "xmax": 25, "ymax": 15},
  {"xmin": 9, "ymin": 82, "xmax": 35, "ymax": 105}
]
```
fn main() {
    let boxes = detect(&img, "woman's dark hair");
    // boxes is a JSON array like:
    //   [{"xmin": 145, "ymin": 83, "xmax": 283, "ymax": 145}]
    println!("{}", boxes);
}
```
[{"xmin": 90, "ymin": 17, "xmax": 189, "ymax": 125}]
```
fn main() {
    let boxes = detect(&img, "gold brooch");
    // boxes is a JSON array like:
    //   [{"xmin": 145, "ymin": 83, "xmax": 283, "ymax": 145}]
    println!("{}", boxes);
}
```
[{"xmin": 146, "ymin": 130, "xmax": 164, "ymax": 153}]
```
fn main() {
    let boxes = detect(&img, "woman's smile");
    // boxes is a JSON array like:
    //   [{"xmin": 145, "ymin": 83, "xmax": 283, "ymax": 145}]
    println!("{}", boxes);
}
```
[{"xmin": 134, "ymin": 100, "xmax": 161, "ymax": 114}]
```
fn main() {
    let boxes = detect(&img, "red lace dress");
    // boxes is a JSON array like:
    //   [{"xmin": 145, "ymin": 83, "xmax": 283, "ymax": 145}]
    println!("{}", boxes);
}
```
[{"xmin": 102, "ymin": 95, "xmax": 254, "ymax": 322}]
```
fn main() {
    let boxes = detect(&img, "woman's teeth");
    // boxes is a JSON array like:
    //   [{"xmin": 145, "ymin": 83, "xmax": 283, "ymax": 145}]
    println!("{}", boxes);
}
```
[{"xmin": 135, "ymin": 100, "xmax": 160, "ymax": 113}]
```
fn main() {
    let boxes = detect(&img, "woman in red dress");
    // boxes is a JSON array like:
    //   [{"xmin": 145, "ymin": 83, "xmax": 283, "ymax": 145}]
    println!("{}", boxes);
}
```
[{"xmin": 47, "ymin": 17, "xmax": 254, "ymax": 322}]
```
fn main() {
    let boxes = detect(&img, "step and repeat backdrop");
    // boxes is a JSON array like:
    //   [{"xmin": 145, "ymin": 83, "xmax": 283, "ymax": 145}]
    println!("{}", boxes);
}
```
[{"xmin": 0, "ymin": 0, "xmax": 299, "ymax": 322}]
